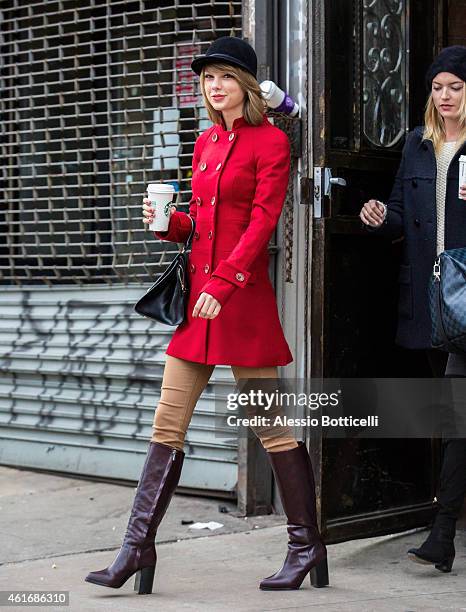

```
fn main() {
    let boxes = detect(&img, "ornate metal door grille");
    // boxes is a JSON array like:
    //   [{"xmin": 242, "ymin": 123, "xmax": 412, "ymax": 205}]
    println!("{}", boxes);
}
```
[{"xmin": 362, "ymin": 0, "xmax": 408, "ymax": 148}]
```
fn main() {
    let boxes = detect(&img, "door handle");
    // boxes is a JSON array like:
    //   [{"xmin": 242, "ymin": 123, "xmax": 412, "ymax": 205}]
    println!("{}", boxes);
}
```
[
  {"xmin": 329, "ymin": 177, "xmax": 347, "ymax": 188},
  {"xmin": 313, "ymin": 168, "xmax": 348, "ymax": 218}
]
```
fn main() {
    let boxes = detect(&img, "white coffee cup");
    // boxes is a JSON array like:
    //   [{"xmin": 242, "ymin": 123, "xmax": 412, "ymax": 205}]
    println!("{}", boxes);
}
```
[
  {"xmin": 147, "ymin": 183, "xmax": 175, "ymax": 231},
  {"xmin": 459, "ymin": 155, "xmax": 466, "ymax": 199}
]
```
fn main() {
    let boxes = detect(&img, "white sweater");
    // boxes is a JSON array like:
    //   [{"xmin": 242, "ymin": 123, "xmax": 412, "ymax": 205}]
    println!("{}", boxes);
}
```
[{"xmin": 435, "ymin": 140, "xmax": 457, "ymax": 255}]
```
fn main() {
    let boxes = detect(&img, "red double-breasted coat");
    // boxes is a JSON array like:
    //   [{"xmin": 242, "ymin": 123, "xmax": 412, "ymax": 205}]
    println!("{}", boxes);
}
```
[{"xmin": 154, "ymin": 114, "xmax": 293, "ymax": 367}]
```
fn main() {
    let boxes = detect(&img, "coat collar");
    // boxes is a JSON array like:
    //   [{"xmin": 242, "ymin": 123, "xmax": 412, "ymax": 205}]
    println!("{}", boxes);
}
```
[
  {"xmin": 413, "ymin": 125, "xmax": 466, "ymax": 155},
  {"xmin": 217, "ymin": 114, "xmax": 269, "ymax": 132}
]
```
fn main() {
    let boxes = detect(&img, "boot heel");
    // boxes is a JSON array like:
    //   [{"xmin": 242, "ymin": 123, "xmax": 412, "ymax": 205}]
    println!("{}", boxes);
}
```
[
  {"xmin": 310, "ymin": 557, "xmax": 329, "ymax": 588},
  {"xmin": 435, "ymin": 555, "xmax": 454, "ymax": 573},
  {"xmin": 134, "ymin": 566, "xmax": 155, "ymax": 594}
]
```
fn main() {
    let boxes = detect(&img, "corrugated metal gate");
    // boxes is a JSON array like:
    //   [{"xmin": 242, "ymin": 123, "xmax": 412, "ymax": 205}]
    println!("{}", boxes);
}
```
[{"xmin": 0, "ymin": 0, "xmax": 243, "ymax": 494}]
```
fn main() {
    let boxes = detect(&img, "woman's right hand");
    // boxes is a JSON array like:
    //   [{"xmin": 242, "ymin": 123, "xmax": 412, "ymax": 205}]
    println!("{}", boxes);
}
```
[
  {"xmin": 142, "ymin": 198, "xmax": 176, "ymax": 226},
  {"xmin": 359, "ymin": 199, "xmax": 386, "ymax": 228}
]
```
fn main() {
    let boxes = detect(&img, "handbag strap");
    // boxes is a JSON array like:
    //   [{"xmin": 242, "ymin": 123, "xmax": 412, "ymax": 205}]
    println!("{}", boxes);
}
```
[{"xmin": 180, "ymin": 215, "xmax": 195, "ymax": 254}]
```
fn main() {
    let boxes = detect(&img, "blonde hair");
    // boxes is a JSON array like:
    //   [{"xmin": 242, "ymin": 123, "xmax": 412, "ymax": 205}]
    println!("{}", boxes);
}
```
[
  {"xmin": 423, "ymin": 82, "xmax": 466, "ymax": 153},
  {"xmin": 199, "ymin": 62, "xmax": 266, "ymax": 126}
]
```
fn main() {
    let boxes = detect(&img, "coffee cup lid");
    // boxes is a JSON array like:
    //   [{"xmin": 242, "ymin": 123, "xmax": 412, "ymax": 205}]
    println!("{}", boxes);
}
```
[{"xmin": 147, "ymin": 183, "xmax": 175, "ymax": 192}]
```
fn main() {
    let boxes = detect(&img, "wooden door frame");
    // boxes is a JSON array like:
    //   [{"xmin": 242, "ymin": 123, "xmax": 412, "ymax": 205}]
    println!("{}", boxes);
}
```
[{"xmin": 307, "ymin": 0, "xmax": 443, "ymax": 542}]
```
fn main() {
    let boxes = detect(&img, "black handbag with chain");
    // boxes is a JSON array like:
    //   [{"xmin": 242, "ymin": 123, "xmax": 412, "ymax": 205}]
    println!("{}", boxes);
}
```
[{"xmin": 134, "ymin": 216, "xmax": 195, "ymax": 325}]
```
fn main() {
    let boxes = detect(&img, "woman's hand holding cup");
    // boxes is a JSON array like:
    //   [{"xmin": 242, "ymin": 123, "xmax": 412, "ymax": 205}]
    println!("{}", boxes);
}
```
[
  {"xmin": 142, "ymin": 198, "xmax": 176, "ymax": 226},
  {"xmin": 359, "ymin": 199, "xmax": 386, "ymax": 227}
]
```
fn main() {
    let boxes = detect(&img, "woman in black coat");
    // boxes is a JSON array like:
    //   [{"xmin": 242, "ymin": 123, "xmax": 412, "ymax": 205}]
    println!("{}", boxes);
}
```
[{"xmin": 360, "ymin": 46, "xmax": 466, "ymax": 572}]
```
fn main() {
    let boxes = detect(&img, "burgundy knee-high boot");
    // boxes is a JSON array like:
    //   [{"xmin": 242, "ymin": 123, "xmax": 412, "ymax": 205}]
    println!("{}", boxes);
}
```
[
  {"xmin": 85, "ymin": 442, "xmax": 184, "ymax": 593},
  {"xmin": 260, "ymin": 441, "xmax": 329, "ymax": 590}
]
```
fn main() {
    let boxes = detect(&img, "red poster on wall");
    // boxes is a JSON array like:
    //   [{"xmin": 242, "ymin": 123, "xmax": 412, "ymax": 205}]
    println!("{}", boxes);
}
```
[{"xmin": 175, "ymin": 44, "xmax": 200, "ymax": 108}]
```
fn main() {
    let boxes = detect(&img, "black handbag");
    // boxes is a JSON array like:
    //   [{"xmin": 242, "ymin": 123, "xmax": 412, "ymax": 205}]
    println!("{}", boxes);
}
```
[
  {"xmin": 134, "ymin": 217, "xmax": 195, "ymax": 325},
  {"xmin": 429, "ymin": 247, "xmax": 466, "ymax": 354}
]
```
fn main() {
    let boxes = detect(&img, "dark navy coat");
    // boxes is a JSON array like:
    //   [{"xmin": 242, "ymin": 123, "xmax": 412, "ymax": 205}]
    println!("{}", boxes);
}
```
[{"xmin": 373, "ymin": 126, "xmax": 466, "ymax": 349}]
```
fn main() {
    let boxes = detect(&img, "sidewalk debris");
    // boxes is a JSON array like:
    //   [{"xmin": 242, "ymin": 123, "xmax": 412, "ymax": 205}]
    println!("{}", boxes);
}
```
[{"xmin": 188, "ymin": 521, "xmax": 224, "ymax": 531}]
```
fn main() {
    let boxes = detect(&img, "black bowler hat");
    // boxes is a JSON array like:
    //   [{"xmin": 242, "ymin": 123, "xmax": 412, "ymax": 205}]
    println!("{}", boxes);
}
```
[
  {"xmin": 425, "ymin": 45, "xmax": 466, "ymax": 90},
  {"xmin": 191, "ymin": 36, "xmax": 257, "ymax": 78}
]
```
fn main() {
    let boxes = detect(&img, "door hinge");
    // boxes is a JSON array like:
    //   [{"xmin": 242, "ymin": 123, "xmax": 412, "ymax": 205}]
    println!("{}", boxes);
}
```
[{"xmin": 299, "ymin": 176, "xmax": 314, "ymax": 206}]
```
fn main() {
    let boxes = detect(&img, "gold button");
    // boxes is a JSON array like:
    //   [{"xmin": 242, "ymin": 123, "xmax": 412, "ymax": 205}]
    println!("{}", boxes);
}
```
[
  {"xmin": 194, "ymin": 231, "xmax": 200, "ymax": 240},
  {"xmin": 229, "ymin": 133, "xmax": 235, "ymax": 141},
  {"xmin": 235, "ymin": 272, "xmax": 245, "ymax": 282},
  {"xmin": 204, "ymin": 264, "xmax": 210, "ymax": 274},
  {"xmin": 208, "ymin": 230, "xmax": 213, "ymax": 240},
  {"xmin": 212, "ymin": 133, "xmax": 218, "ymax": 142},
  {"xmin": 200, "ymin": 162, "xmax": 207, "ymax": 171},
  {"xmin": 215, "ymin": 162, "xmax": 222, "ymax": 171},
  {"xmin": 196, "ymin": 196, "xmax": 202, "ymax": 205},
  {"xmin": 190, "ymin": 264, "xmax": 196, "ymax": 273},
  {"xmin": 211, "ymin": 196, "xmax": 216, "ymax": 206}
]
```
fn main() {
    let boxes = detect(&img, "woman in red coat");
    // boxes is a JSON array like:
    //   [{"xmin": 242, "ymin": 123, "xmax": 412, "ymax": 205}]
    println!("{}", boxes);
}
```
[{"xmin": 85, "ymin": 37, "xmax": 328, "ymax": 596}]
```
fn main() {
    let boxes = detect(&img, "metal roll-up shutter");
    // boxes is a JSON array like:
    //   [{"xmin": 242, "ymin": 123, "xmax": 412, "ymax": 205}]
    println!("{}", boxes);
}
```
[{"xmin": 0, "ymin": 1, "xmax": 242, "ymax": 495}]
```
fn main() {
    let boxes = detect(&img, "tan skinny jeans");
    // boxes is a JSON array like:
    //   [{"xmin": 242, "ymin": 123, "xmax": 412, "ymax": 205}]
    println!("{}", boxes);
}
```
[{"xmin": 152, "ymin": 355, "xmax": 299, "ymax": 453}]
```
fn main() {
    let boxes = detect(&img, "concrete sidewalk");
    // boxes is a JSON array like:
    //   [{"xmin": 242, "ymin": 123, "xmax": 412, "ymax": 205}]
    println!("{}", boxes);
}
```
[{"xmin": 1, "ymin": 466, "xmax": 465, "ymax": 612}]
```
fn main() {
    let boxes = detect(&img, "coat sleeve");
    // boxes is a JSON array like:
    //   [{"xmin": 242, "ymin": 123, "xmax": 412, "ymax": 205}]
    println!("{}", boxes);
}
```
[
  {"xmin": 366, "ymin": 134, "xmax": 411, "ymax": 241},
  {"xmin": 152, "ymin": 133, "xmax": 204, "ymax": 243},
  {"xmin": 200, "ymin": 128, "xmax": 291, "ymax": 306}
]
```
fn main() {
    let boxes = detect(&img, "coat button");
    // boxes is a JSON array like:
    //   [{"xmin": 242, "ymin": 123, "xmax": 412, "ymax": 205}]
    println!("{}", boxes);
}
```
[
  {"xmin": 190, "ymin": 263, "xmax": 196, "ymax": 273},
  {"xmin": 235, "ymin": 272, "xmax": 245, "ymax": 282},
  {"xmin": 414, "ymin": 218, "xmax": 421, "ymax": 227},
  {"xmin": 196, "ymin": 196, "xmax": 202, "ymax": 205},
  {"xmin": 211, "ymin": 196, "xmax": 216, "ymax": 206},
  {"xmin": 212, "ymin": 133, "xmax": 218, "ymax": 142},
  {"xmin": 229, "ymin": 133, "xmax": 235, "ymax": 141},
  {"xmin": 412, "ymin": 179, "xmax": 418, "ymax": 188},
  {"xmin": 208, "ymin": 230, "xmax": 213, "ymax": 240},
  {"xmin": 216, "ymin": 162, "xmax": 222, "ymax": 171},
  {"xmin": 194, "ymin": 231, "xmax": 200, "ymax": 240},
  {"xmin": 204, "ymin": 264, "xmax": 210, "ymax": 274},
  {"xmin": 200, "ymin": 162, "xmax": 207, "ymax": 171}
]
